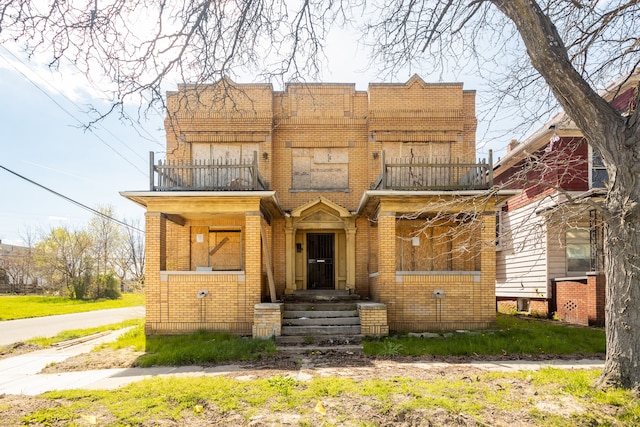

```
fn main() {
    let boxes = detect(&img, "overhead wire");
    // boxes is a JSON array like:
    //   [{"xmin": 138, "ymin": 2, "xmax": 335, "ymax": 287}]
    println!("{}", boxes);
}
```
[
  {"xmin": 26, "ymin": 1, "xmax": 165, "ymax": 150},
  {"xmin": 0, "ymin": 46, "xmax": 149, "ymax": 175},
  {"xmin": 0, "ymin": 163, "xmax": 145, "ymax": 234}
]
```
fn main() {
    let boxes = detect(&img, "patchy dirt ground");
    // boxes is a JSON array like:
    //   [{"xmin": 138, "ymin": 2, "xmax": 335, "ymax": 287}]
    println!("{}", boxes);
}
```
[
  {"xmin": 0, "ymin": 342, "xmax": 42, "ymax": 360},
  {"xmin": 40, "ymin": 347, "xmax": 145, "ymax": 373},
  {"xmin": 1, "ymin": 345, "xmax": 608, "ymax": 427},
  {"xmin": 38, "ymin": 344, "xmax": 604, "ymax": 374}
]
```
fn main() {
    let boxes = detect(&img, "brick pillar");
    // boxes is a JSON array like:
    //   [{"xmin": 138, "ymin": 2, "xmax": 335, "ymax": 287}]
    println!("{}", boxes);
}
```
[
  {"xmin": 252, "ymin": 303, "xmax": 283, "ymax": 338},
  {"xmin": 145, "ymin": 212, "xmax": 166, "ymax": 330},
  {"xmin": 245, "ymin": 212, "xmax": 263, "ymax": 316},
  {"xmin": 587, "ymin": 272, "xmax": 606, "ymax": 326},
  {"xmin": 479, "ymin": 213, "xmax": 496, "ymax": 323},
  {"xmin": 357, "ymin": 302, "xmax": 389, "ymax": 337},
  {"xmin": 377, "ymin": 212, "xmax": 396, "ymax": 318}
]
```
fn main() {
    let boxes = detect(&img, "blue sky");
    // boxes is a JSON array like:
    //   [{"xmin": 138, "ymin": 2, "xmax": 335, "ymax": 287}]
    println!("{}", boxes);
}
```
[
  {"xmin": 0, "ymin": 55, "xmax": 165, "ymax": 245},
  {"xmin": 0, "ymin": 27, "xmax": 507, "ymax": 246}
]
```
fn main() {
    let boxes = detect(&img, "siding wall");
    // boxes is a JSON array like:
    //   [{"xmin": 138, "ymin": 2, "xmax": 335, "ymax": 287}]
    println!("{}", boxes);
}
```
[{"xmin": 496, "ymin": 197, "xmax": 553, "ymax": 299}]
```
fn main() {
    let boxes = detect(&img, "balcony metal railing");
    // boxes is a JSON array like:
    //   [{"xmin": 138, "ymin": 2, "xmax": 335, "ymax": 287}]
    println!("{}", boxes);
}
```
[
  {"xmin": 150, "ymin": 151, "xmax": 267, "ymax": 191},
  {"xmin": 375, "ymin": 150, "xmax": 493, "ymax": 191}
]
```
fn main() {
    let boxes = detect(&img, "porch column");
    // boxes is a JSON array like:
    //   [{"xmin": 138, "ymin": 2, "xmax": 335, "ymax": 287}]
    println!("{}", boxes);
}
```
[
  {"xmin": 479, "ymin": 213, "xmax": 496, "ymax": 322},
  {"xmin": 145, "ymin": 212, "xmax": 167, "ymax": 329},
  {"xmin": 245, "ymin": 212, "xmax": 263, "ymax": 308},
  {"xmin": 378, "ymin": 212, "xmax": 396, "ymax": 280},
  {"xmin": 284, "ymin": 217, "xmax": 296, "ymax": 294},
  {"xmin": 346, "ymin": 219, "xmax": 356, "ymax": 293},
  {"xmin": 377, "ymin": 211, "xmax": 396, "ymax": 317}
]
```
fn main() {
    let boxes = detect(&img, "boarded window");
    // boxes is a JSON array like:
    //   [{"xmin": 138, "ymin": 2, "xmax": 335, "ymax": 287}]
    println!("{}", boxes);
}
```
[
  {"xmin": 291, "ymin": 148, "xmax": 349, "ymax": 189},
  {"xmin": 396, "ymin": 218, "xmax": 480, "ymax": 272},
  {"xmin": 209, "ymin": 230, "xmax": 242, "ymax": 270},
  {"xmin": 396, "ymin": 224, "xmax": 452, "ymax": 271},
  {"xmin": 191, "ymin": 143, "xmax": 259, "ymax": 188}
]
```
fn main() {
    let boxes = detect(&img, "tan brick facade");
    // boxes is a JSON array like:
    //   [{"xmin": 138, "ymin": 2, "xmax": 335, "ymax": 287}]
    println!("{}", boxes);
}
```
[{"xmin": 123, "ymin": 75, "xmax": 502, "ymax": 335}]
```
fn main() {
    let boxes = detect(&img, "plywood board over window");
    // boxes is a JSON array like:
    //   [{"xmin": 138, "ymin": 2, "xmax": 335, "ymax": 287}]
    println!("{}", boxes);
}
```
[
  {"xmin": 192, "ymin": 143, "xmax": 259, "ymax": 188},
  {"xmin": 292, "ymin": 148, "xmax": 349, "ymax": 189},
  {"xmin": 209, "ymin": 230, "xmax": 242, "ymax": 270},
  {"xmin": 396, "ymin": 222, "xmax": 455, "ymax": 271},
  {"xmin": 383, "ymin": 142, "xmax": 452, "ymax": 188}
]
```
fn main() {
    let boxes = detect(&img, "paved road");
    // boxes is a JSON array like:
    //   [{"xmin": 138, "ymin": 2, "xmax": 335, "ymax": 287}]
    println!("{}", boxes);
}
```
[{"xmin": 0, "ymin": 306, "xmax": 145, "ymax": 346}]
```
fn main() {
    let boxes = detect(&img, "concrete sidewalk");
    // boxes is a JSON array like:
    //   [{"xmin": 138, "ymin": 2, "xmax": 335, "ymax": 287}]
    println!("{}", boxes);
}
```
[{"xmin": 0, "ymin": 328, "xmax": 605, "ymax": 396}]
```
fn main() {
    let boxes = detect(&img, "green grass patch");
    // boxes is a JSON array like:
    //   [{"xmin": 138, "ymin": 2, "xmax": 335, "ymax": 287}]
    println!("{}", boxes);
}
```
[
  {"xmin": 0, "ymin": 293, "xmax": 144, "ymax": 320},
  {"xmin": 136, "ymin": 330, "xmax": 277, "ymax": 366},
  {"xmin": 364, "ymin": 313, "xmax": 605, "ymax": 357},
  {"xmin": 25, "ymin": 318, "xmax": 144, "ymax": 347},
  {"xmin": 18, "ymin": 369, "xmax": 640, "ymax": 426},
  {"xmin": 98, "ymin": 322, "xmax": 147, "ymax": 352}
]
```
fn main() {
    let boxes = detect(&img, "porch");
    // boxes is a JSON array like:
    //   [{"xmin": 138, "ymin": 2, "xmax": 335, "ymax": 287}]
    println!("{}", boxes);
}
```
[
  {"xmin": 148, "ymin": 150, "xmax": 492, "ymax": 193},
  {"xmin": 149, "ymin": 151, "xmax": 268, "ymax": 191},
  {"xmin": 357, "ymin": 190, "xmax": 502, "ymax": 332},
  {"xmin": 375, "ymin": 150, "xmax": 493, "ymax": 190}
]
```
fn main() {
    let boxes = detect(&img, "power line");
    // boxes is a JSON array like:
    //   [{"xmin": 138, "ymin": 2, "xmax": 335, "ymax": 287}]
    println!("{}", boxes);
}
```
[
  {"xmin": 0, "ymin": 163, "xmax": 145, "ymax": 234},
  {"xmin": 23, "ymin": 1, "xmax": 165, "ymax": 149},
  {"xmin": 0, "ymin": 46, "xmax": 148, "ymax": 176}
]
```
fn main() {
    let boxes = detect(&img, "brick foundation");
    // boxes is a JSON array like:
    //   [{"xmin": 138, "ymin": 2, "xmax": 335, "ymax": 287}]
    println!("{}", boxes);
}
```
[{"xmin": 553, "ymin": 273, "xmax": 605, "ymax": 326}]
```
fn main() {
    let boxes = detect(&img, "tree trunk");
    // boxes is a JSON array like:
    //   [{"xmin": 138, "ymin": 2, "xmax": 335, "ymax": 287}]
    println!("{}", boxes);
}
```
[
  {"xmin": 597, "ymin": 152, "xmax": 640, "ymax": 390},
  {"xmin": 492, "ymin": 0, "xmax": 640, "ymax": 389}
]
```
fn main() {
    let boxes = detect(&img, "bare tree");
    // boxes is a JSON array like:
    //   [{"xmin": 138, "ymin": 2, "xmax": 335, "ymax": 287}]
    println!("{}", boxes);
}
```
[
  {"xmin": 1, "ymin": 0, "xmax": 639, "ymax": 388},
  {"xmin": 113, "ymin": 217, "xmax": 145, "ymax": 289},
  {"xmin": 88, "ymin": 205, "xmax": 123, "ymax": 297}
]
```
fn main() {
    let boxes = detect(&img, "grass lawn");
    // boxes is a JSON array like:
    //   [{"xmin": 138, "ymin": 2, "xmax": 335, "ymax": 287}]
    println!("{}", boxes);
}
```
[
  {"xmin": 89, "ymin": 312, "xmax": 604, "ymax": 367},
  {"xmin": 0, "ymin": 293, "xmax": 144, "ymax": 321},
  {"xmin": 26, "ymin": 318, "xmax": 145, "ymax": 347},
  {"xmin": 0, "ymin": 313, "xmax": 618, "ymax": 426},
  {"xmin": 364, "ymin": 313, "xmax": 606, "ymax": 357},
  {"xmin": 13, "ymin": 368, "xmax": 640, "ymax": 426}
]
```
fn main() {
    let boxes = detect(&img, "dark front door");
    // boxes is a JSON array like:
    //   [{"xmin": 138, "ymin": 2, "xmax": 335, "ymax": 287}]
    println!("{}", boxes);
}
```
[{"xmin": 307, "ymin": 233, "xmax": 334, "ymax": 289}]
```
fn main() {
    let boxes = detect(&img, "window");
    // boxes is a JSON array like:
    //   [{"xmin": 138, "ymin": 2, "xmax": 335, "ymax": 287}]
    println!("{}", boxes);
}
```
[
  {"xmin": 496, "ymin": 210, "xmax": 503, "ymax": 250},
  {"xmin": 517, "ymin": 298, "xmax": 530, "ymax": 313},
  {"xmin": 291, "ymin": 148, "xmax": 349, "ymax": 190},
  {"xmin": 566, "ymin": 228, "xmax": 591, "ymax": 273},
  {"xmin": 209, "ymin": 230, "xmax": 242, "ymax": 270},
  {"xmin": 591, "ymin": 148, "xmax": 608, "ymax": 189}
]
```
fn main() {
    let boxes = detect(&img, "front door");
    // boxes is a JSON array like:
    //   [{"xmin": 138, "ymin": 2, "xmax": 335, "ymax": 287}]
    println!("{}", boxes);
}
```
[{"xmin": 307, "ymin": 233, "xmax": 334, "ymax": 289}]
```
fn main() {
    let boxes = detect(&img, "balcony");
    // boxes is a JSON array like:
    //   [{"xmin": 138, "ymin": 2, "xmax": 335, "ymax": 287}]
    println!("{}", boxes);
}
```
[
  {"xmin": 150, "ymin": 151, "xmax": 267, "ymax": 191},
  {"xmin": 374, "ymin": 151, "xmax": 493, "ymax": 191}
]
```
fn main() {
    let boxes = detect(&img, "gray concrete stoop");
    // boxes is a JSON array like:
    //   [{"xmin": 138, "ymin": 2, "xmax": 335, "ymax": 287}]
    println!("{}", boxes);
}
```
[{"xmin": 277, "ymin": 290, "xmax": 364, "ymax": 353}]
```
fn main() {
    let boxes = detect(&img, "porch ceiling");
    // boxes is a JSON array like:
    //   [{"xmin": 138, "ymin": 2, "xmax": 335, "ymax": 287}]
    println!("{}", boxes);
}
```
[
  {"xmin": 356, "ymin": 189, "xmax": 520, "ymax": 219},
  {"xmin": 119, "ymin": 190, "xmax": 285, "ymax": 221}
]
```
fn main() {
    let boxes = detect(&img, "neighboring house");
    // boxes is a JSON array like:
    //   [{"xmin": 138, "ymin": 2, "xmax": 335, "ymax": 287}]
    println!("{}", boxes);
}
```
[
  {"xmin": 493, "ymin": 71, "xmax": 639, "ymax": 326},
  {"xmin": 0, "ymin": 240, "xmax": 41, "ymax": 293},
  {"xmin": 122, "ymin": 75, "xmax": 514, "ymax": 337}
]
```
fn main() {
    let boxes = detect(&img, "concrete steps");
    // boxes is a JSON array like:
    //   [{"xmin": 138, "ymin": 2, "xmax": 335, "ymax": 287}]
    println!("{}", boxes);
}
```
[{"xmin": 276, "ymin": 291, "xmax": 363, "ymax": 353}]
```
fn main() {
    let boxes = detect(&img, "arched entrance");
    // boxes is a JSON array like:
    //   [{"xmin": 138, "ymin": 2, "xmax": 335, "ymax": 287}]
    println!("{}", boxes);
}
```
[{"xmin": 284, "ymin": 197, "xmax": 356, "ymax": 294}]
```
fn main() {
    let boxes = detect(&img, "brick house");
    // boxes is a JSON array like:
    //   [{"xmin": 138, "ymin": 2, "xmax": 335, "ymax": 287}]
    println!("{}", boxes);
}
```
[
  {"xmin": 122, "ymin": 75, "xmax": 514, "ymax": 337},
  {"xmin": 493, "ymin": 71, "xmax": 639, "ymax": 326}
]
